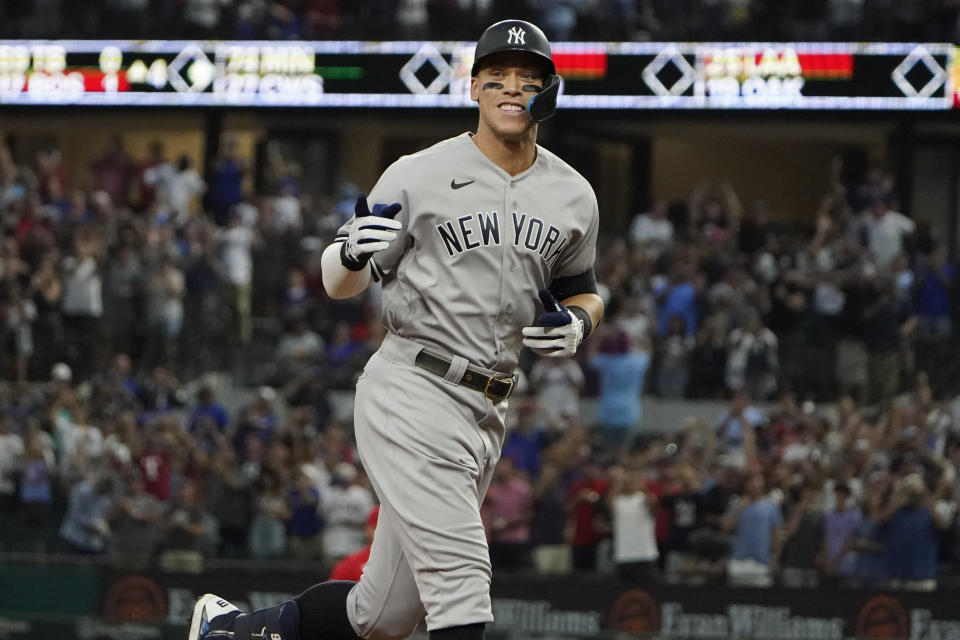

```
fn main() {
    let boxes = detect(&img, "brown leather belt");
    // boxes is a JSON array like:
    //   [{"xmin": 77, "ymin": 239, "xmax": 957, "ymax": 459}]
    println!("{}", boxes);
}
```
[{"xmin": 414, "ymin": 350, "xmax": 516, "ymax": 402}]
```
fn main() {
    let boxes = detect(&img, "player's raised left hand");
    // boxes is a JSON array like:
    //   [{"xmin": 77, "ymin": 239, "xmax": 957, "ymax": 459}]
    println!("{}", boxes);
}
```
[
  {"xmin": 522, "ymin": 289, "xmax": 584, "ymax": 358},
  {"xmin": 340, "ymin": 194, "xmax": 403, "ymax": 271}
]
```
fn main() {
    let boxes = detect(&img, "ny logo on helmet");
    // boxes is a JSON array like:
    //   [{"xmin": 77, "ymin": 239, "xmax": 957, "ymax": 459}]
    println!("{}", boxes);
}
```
[{"xmin": 507, "ymin": 27, "xmax": 526, "ymax": 45}]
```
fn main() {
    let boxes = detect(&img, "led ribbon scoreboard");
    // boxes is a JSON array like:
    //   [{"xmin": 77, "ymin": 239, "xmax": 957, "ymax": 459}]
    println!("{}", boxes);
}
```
[{"xmin": 0, "ymin": 40, "xmax": 956, "ymax": 110}]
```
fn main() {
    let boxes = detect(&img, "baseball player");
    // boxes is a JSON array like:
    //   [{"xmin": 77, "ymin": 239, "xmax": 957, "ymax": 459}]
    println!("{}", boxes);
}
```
[{"xmin": 189, "ymin": 18, "xmax": 603, "ymax": 640}]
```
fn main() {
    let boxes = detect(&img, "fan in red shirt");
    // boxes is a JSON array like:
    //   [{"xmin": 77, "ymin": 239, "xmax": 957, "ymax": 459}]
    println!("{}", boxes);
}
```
[
  {"xmin": 329, "ymin": 504, "xmax": 380, "ymax": 581},
  {"xmin": 567, "ymin": 460, "xmax": 610, "ymax": 571},
  {"xmin": 138, "ymin": 431, "xmax": 172, "ymax": 502}
]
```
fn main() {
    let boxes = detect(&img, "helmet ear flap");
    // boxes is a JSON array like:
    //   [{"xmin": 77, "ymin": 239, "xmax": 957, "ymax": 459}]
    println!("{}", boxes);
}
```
[{"xmin": 526, "ymin": 74, "xmax": 561, "ymax": 122}]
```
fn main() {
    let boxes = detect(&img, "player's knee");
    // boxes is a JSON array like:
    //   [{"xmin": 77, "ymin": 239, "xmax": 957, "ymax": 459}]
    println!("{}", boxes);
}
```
[
  {"xmin": 354, "ymin": 609, "xmax": 423, "ymax": 640},
  {"xmin": 349, "ymin": 586, "xmax": 424, "ymax": 640}
]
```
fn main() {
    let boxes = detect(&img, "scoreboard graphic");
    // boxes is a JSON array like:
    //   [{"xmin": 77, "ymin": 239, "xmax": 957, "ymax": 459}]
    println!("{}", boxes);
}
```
[{"xmin": 0, "ymin": 40, "xmax": 956, "ymax": 110}]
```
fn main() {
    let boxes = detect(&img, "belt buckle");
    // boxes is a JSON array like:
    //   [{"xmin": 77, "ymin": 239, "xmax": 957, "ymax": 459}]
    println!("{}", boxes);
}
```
[{"xmin": 484, "ymin": 375, "xmax": 515, "ymax": 401}]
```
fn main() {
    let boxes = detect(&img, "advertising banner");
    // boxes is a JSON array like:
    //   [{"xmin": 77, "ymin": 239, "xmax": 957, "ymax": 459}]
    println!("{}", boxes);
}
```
[
  {"xmin": 3, "ymin": 564, "xmax": 960, "ymax": 639},
  {"xmin": 98, "ymin": 570, "xmax": 960, "ymax": 640}
]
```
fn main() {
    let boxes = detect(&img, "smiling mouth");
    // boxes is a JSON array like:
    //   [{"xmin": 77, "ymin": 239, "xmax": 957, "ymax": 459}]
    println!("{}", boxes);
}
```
[{"xmin": 499, "ymin": 103, "xmax": 524, "ymax": 113}]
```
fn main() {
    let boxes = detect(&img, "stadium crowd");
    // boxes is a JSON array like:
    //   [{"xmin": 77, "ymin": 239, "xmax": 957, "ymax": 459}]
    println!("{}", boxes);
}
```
[
  {"xmin": 1, "ymin": 125, "xmax": 959, "ymax": 590},
  {"xmin": 1, "ymin": 0, "xmax": 958, "ymax": 43}
]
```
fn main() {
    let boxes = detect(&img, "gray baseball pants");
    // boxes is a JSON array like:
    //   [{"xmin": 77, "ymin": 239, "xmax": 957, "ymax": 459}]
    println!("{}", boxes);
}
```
[{"xmin": 346, "ymin": 333, "xmax": 508, "ymax": 640}]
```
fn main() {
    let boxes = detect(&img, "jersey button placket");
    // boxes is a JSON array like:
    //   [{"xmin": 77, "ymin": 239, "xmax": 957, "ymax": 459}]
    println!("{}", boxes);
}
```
[
  {"xmin": 492, "ymin": 180, "xmax": 512, "ymax": 370},
  {"xmin": 505, "ymin": 190, "xmax": 513, "ymax": 273}
]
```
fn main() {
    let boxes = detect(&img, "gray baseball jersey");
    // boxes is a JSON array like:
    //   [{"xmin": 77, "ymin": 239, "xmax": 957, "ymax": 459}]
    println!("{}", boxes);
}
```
[{"xmin": 336, "ymin": 132, "xmax": 599, "ymax": 373}]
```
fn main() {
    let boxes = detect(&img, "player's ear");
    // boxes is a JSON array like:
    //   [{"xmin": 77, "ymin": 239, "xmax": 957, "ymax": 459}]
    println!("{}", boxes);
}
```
[{"xmin": 470, "ymin": 76, "xmax": 480, "ymax": 102}]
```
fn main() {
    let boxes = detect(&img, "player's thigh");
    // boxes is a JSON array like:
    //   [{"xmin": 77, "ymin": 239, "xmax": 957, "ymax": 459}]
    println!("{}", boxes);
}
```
[
  {"xmin": 354, "ymin": 353, "xmax": 496, "ymax": 630},
  {"xmin": 348, "ymin": 501, "xmax": 425, "ymax": 640}
]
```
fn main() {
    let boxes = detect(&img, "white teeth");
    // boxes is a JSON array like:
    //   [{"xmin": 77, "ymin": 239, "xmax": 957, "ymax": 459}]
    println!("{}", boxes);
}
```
[{"xmin": 499, "ymin": 104, "xmax": 522, "ymax": 112}]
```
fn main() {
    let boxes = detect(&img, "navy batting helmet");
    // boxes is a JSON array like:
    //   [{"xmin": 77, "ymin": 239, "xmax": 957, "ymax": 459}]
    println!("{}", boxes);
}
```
[
  {"xmin": 471, "ymin": 19, "xmax": 560, "ymax": 121},
  {"xmin": 471, "ymin": 19, "xmax": 556, "ymax": 77}
]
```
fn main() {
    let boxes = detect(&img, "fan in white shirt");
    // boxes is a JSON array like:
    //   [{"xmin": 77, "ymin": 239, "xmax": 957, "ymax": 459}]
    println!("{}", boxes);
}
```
[
  {"xmin": 608, "ymin": 466, "xmax": 659, "ymax": 579},
  {"xmin": 630, "ymin": 198, "xmax": 674, "ymax": 258}
]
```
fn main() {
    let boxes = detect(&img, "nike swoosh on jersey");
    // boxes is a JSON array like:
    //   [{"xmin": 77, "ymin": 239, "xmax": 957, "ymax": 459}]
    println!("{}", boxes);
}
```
[{"xmin": 450, "ymin": 179, "xmax": 475, "ymax": 189}]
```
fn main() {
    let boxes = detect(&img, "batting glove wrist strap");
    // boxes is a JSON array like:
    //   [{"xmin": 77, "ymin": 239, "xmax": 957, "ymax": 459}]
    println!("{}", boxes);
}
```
[
  {"xmin": 522, "ymin": 289, "xmax": 585, "ymax": 358},
  {"xmin": 339, "ymin": 194, "xmax": 403, "ymax": 271},
  {"xmin": 568, "ymin": 305, "xmax": 592, "ymax": 338},
  {"xmin": 340, "ymin": 241, "xmax": 369, "ymax": 271}
]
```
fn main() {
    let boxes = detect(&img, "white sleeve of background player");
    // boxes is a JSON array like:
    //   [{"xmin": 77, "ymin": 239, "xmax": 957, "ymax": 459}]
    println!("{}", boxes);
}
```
[
  {"xmin": 333, "ymin": 159, "xmax": 412, "ymax": 282},
  {"xmin": 553, "ymin": 188, "xmax": 599, "ymax": 279}
]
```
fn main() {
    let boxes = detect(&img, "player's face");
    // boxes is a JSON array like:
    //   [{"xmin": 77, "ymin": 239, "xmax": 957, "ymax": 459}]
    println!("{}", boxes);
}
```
[{"xmin": 471, "ymin": 53, "xmax": 544, "ymax": 140}]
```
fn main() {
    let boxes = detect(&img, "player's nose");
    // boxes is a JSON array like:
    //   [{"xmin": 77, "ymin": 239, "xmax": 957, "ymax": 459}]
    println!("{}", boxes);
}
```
[{"xmin": 502, "ymin": 73, "xmax": 524, "ymax": 93}]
